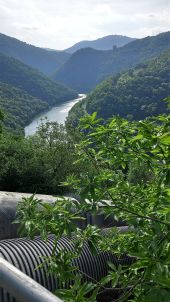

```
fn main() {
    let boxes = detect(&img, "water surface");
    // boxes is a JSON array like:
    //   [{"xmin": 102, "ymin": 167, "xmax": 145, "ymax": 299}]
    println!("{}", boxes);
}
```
[{"xmin": 25, "ymin": 94, "xmax": 86, "ymax": 136}]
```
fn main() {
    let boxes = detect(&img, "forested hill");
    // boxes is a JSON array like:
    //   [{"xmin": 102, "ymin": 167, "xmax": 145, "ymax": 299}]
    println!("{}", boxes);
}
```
[
  {"xmin": 67, "ymin": 50, "xmax": 170, "ymax": 124},
  {"xmin": 65, "ymin": 35, "xmax": 136, "ymax": 53},
  {"xmin": 54, "ymin": 48, "xmax": 111, "ymax": 92},
  {"xmin": 0, "ymin": 33, "xmax": 70, "ymax": 75},
  {"xmin": 0, "ymin": 82, "xmax": 48, "ymax": 131},
  {"xmin": 54, "ymin": 31, "xmax": 170, "ymax": 92},
  {"xmin": 0, "ymin": 52, "xmax": 77, "ymax": 107}
]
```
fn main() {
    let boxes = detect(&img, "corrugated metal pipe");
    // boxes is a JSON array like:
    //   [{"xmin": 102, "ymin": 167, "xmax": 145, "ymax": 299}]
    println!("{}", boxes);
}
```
[{"xmin": 0, "ymin": 234, "xmax": 133, "ymax": 302}]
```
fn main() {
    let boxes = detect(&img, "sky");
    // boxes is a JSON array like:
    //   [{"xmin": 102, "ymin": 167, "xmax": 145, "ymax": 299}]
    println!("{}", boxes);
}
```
[{"xmin": 0, "ymin": 0, "xmax": 169, "ymax": 50}]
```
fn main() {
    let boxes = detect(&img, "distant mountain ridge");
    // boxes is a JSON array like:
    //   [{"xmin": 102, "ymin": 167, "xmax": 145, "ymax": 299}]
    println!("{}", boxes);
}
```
[
  {"xmin": 67, "ymin": 50, "xmax": 170, "ymax": 125},
  {"xmin": 65, "ymin": 35, "xmax": 136, "ymax": 53},
  {"xmin": 54, "ymin": 31, "xmax": 170, "ymax": 92},
  {"xmin": 0, "ymin": 33, "xmax": 70, "ymax": 75}
]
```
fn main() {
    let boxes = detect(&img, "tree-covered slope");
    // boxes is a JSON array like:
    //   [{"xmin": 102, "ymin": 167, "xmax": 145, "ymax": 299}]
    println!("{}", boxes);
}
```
[
  {"xmin": 101, "ymin": 31, "xmax": 170, "ymax": 80},
  {"xmin": 0, "ymin": 53, "xmax": 77, "ymax": 107},
  {"xmin": 65, "ymin": 35, "xmax": 136, "ymax": 53},
  {"xmin": 0, "ymin": 33, "xmax": 70, "ymax": 75},
  {"xmin": 54, "ymin": 48, "xmax": 112, "ymax": 92},
  {"xmin": 54, "ymin": 32, "xmax": 170, "ymax": 92},
  {"xmin": 67, "ymin": 50, "xmax": 170, "ymax": 124},
  {"xmin": 0, "ymin": 82, "xmax": 48, "ymax": 130}
]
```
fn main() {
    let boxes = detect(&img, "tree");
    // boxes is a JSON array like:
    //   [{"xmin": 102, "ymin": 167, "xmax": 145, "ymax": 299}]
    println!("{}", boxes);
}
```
[
  {"xmin": 0, "ymin": 109, "xmax": 3, "ymax": 134},
  {"xmin": 0, "ymin": 120, "xmax": 80, "ymax": 194},
  {"xmin": 16, "ymin": 110, "xmax": 170, "ymax": 301}
]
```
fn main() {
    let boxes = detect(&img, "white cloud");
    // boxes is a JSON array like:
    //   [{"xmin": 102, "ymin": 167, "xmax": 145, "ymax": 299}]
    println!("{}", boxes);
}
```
[{"xmin": 0, "ymin": 0, "xmax": 169, "ymax": 49}]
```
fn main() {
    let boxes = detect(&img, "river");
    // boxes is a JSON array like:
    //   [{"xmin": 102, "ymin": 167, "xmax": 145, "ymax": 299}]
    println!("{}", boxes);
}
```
[{"xmin": 24, "ymin": 94, "xmax": 86, "ymax": 136}]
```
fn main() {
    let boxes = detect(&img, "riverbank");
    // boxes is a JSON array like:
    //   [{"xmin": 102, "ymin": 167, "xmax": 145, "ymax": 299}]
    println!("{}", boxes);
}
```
[{"xmin": 25, "ymin": 94, "xmax": 86, "ymax": 136}]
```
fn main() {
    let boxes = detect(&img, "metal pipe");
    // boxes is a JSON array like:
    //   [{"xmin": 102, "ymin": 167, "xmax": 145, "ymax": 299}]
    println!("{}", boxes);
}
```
[
  {"xmin": 0, "ymin": 191, "xmax": 126, "ymax": 240},
  {"xmin": 0, "ymin": 191, "xmax": 87, "ymax": 240},
  {"xmin": 0, "ymin": 234, "xmax": 133, "ymax": 302},
  {"xmin": 0, "ymin": 257, "xmax": 62, "ymax": 302},
  {"xmin": 0, "ymin": 191, "xmax": 56, "ymax": 240}
]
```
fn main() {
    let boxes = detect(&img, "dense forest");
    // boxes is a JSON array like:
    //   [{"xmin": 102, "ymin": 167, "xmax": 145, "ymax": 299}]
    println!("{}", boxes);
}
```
[
  {"xmin": 0, "ymin": 53, "xmax": 77, "ymax": 106},
  {"xmin": 0, "ymin": 52, "xmax": 77, "ymax": 130},
  {"xmin": 54, "ymin": 31, "xmax": 170, "ymax": 92},
  {"xmin": 0, "ymin": 82, "xmax": 48, "ymax": 130},
  {"xmin": 0, "ymin": 120, "xmax": 86, "ymax": 194},
  {"xmin": 67, "ymin": 50, "xmax": 170, "ymax": 125},
  {"xmin": 54, "ymin": 47, "xmax": 112, "ymax": 92},
  {"xmin": 0, "ymin": 33, "xmax": 70, "ymax": 75}
]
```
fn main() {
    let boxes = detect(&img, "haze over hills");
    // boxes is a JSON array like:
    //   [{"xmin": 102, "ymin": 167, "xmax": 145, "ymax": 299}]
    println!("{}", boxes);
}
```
[
  {"xmin": 65, "ymin": 35, "xmax": 136, "ymax": 53},
  {"xmin": 54, "ymin": 31, "xmax": 170, "ymax": 92},
  {"xmin": 0, "ymin": 33, "xmax": 136, "ymax": 76},
  {"xmin": 0, "ymin": 33, "xmax": 70, "ymax": 75},
  {"xmin": 54, "ymin": 48, "xmax": 111, "ymax": 93},
  {"xmin": 67, "ymin": 50, "xmax": 170, "ymax": 126},
  {"xmin": 0, "ymin": 53, "xmax": 77, "ymax": 105},
  {"xmin": 0, "ymin": 52, "xmax": 77, "ymax": 130},
  {"xmin": 0, "ymin": 31, "xmax": 169, "ymax": 131}
]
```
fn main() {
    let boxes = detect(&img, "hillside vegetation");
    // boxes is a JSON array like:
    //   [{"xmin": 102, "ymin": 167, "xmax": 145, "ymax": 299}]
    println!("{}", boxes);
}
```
[
  {"xmin": 54, "ymin": 31, "xmax": 170, "ymax": 92},
  {"xmin": 54, "ymin": 48, "xmax": 111, "ymax": 92},
  {"xmin": 0, "ymin": 53, "xmax": 77, "ymax": 105},
  {"xmin": 67, "ymin": 50, "xmax": 170, "ymax": 124},
  {"xmin": 65, "ymin": 34, "xmax": 136, "ymax": 53},
  {"xmin": 0, "ymin": 33, "xmax": 70, "ymax": 75},
  {"xmin": 0, "ymin": 82, "xmax": 48, "ymax": 130},
  {"xmin": 0, "ymin": 52, "xmax": 77, "ymax": 130}
]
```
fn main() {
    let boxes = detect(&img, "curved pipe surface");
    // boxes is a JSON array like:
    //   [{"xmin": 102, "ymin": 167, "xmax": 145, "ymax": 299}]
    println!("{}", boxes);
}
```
[
  {"xmin": 0, "ymin": 191, "xmax": 57, "ymax": 240},
  {"xmin": 0, "ymin": 257, "xmax": 62, "ymax": 302},
  {"xmin": 0, "ymin": 191, "xmax": 126, "ymax": 240},
  {"xmin": 0, "ymin": 234, "xmax": 132, "ymax": 302}
]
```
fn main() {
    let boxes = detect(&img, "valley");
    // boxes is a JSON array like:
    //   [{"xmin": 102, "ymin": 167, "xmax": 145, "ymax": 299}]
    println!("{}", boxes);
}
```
[
  {"xmin": 0, "ymin": 6, "xmax": 170, "ymax": 301},
  {"xmin": 0, "ymin": 31, "xmax": 169, "ymax": 133}
]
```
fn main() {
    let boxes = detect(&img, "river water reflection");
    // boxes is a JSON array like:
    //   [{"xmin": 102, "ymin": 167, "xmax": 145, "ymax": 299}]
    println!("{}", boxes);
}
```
[{"xmin": 25, "ymin": 94, "xmax": 86, "ymax": 136}]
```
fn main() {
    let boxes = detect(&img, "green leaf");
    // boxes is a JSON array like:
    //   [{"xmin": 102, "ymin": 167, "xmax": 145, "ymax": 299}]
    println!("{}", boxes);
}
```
[
  {"xmin": 100, "ymin": 275, "xmax": 113, "ymax": 286},
  {"xmin": 144, "ymin": 289, "xmax": 170, "ymax": 302},
  {"xmin": 131, "ymin": 134, "xmax": 144, "ymax": 142},
  {"xmin": 160, "ymin": 133, "xmax": 170, "ymax": 145},
  {"xmin": 157, "ymin": 277, "xmax": 170, "ymax": 288},
  {"xmin": 107, "ymin": 261, "xmax": 117, "ymax": 271}
]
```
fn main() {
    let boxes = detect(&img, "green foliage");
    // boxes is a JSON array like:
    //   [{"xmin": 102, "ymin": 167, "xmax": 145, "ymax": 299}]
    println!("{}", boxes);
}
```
[
  {"xmin": 71, "ymin": 113, "xmax": 170, "ymax": 301},
  {"xmin": 54, "ymin": 31, "xmax": 170, "ymax": 92},
  {"xmin": 0, "ymin": 82, "xmax": 48, "ymax": 131},
  {"xmin": 56, "ymin": 276, "xmax": 98, "ymax": 302},
  {"xmin": 0, "ymin": 108, "xmax": 3, "ymax": 134},
  {"xmin": 127, "ymin": 161, "xmax": 154, "ymax": 185},
  {"xmin": 0, "ymin": 121, "xmax": 82, "ymax": 194},
  {"xmin": 0, "ymin": 52, "xmax": 77, "ymax": 107},
  {"xmin": 0, "ymin": 52, "xmax": 77, "ymax": 130},
  {"xmin": 16, "ymin": 111, "xmax": 170, "ymax": 301},
  {"xmin": 68, "ymin": 51, "xmax": 170, "ymax": 125}
]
